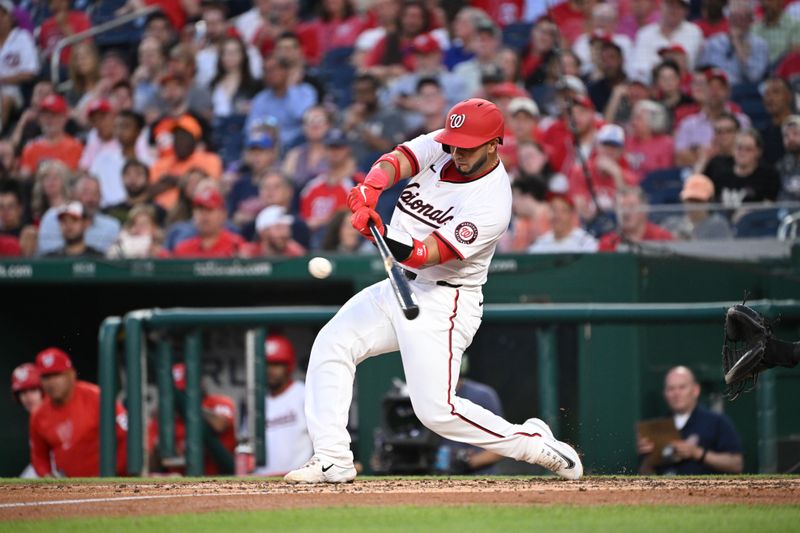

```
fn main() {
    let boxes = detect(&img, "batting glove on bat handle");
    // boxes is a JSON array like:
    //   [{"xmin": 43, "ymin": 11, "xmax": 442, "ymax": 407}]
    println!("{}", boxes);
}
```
[{"xmin": 351, "ymin": 206, "xmax": 384, "ymax": 241}]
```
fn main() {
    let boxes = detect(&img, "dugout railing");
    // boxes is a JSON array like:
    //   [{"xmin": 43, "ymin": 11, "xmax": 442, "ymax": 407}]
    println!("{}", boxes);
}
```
[{"xmin": 98, "ymin": 300, "xmax": 800, "ymax": 477}]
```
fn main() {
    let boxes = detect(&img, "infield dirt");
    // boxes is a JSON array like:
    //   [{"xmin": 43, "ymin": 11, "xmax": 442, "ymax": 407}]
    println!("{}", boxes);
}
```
[{"xmin": 1, "ymin": 477, "xmax": 798, "ymax": 521}]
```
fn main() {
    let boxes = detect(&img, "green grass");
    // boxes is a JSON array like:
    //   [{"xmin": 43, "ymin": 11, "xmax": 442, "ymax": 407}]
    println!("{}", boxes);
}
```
[{"xmin": 2, "ymin": 505, "xmax": 799, "ymax": 533}]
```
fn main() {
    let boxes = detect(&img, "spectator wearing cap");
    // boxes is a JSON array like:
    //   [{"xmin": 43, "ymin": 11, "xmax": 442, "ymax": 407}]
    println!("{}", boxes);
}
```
[
  {"xmin": 37, "ymin": 0, "xmax": 90, "ymax": 65},
  {"xmin": 777, "ymin": 115, "xmax": 800, "ymax": 202},
  {"xmin": 11, "ymin": 362, "xmax": 42, "ymax": 478},
  {"xmin": 343, "ymin": 73, "xmax": 406, "ymax": 172},
  {"xmin": 195, "ymin": 3, "xmax": 263, "ymax": 89},
  {"xmin": 246, "ymin": 54, "xmax": 316, "ymax": 150},
  {"xmin": 91, "ymin": 110, "xmax": 154, "ymax": 212},
  {"xmin": 674, "ymin": 69, "xmax": 752, "ymax": 169},
  {"xmin": 625, "ymin": 100, "xmax": 675, "ymax": 182},
  {"xmin": 228, "ymin": 132, "xmax": 279, "ymax": 228},
  {"xmin": 147, "ymin": 363, "xmax": 236, "ymax": 475},
  {"xmin": 587, "ymin": 37, "xmax": 629, "ymax": 113},
  {"xmin": 29, "ymin": 347, "xmax": 128, "ymax": 477},
  {"xmin": 754, "ymin": 0, "xmax": 800, "ymax": 67},
  {"xmin": 19, "ymin": 95, "xmax": 84, "ymax": 178},
  {"xmin": 41, "ymin": 203, "xmax": 101, "ymax": 259},
  {"xmin": 541, "ymin": 91, "xmax": 599, "ymax": 176},
  {"xmin": 105, "ymin": 160, "xmax": 167, "ymax": 227},
  {"xmin": 453, "ymin": 19, "xmax": 502, "ymax": 98},
  {"xmin": 699, "ymin": 1, "xmax": 769, "ymax": 85},
  {"xmin": 300, "ymin": 129, "xmax": 361, "ymax": 245},
  {"xmin": 38, "ymin": 175, "xmax": 120, "ymax": 255},
  {"xmin": 150, "ymin": 115, "xmax": 223, "ymax": 211},
  {"xmin": 662, "ymin": 174, "xmax": 733, "ymax": 240},
  {"xmin": 706, "ymin": 128, "xmax": 781, "ymax": 208},
  {"xmin": 498, "ymin": 96, "xmax": 540, "ymax": 175},
  {"xmin": 573, "ymin": 4, "xmax": 634, "ymax": 80},
  {"xmin": 0, "ymin": 0, "xmax": 38, "ymax": 129},
  {"xmin": 760, "ymin": 78, "xmax": 796, "ymax": 167},
  {"xmin": 386, "ymin": 32, "xmax": 469, "ymax": 113},
  {"xmin": 569, "ymin": 124, "xmax": 639, "ymax": 221},
  {"xmin": 548, "ymin": 0, "xmax": 592, "ymax": 46},
  {"xmin": 598, "ymin": 187, "xmax": 674, "ymax": 251},
  {"xmin": 282, "ymin": 106, "xmax": 332, "ymax": 190},
  {"xmin": 630, "ymin": 0, "xmax": 703, "ymax": 82},
  {"xmin": 173, "ymin": 187, "xmax": 245, "ymax": 258},
  {"xmin": 529, "ymin": 193, "xmax": 598, "ymax": 253},
  {"xmin": 79, "ymin": 100, "xmax": 117, "ymax": 179},
  {"xmin": 242, "ymin": 205, "xmax": 306, "ymax": 257}
]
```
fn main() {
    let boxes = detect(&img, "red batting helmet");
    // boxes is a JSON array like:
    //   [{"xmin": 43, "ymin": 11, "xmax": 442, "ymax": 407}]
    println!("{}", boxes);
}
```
[
  {"xmin": 434, "ymin": 98, "xmax": 504, "ymax": 150},
  {"xmin": 11, "ymin": 363, "xmax": 41, "ymax": 394},
  {"xmin": 265, "ymin": 335, "xmax": 296, "ymax": 374}
]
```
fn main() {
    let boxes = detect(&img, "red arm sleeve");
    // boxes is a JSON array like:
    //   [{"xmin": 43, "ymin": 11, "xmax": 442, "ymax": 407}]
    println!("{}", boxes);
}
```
[
  {"xmin": 29, "ymin": 414, "xmax": 52, "ymax": 476},
  {"xmin": 433, "ymin": 232, "xmax": 460, "ymax": 264}
]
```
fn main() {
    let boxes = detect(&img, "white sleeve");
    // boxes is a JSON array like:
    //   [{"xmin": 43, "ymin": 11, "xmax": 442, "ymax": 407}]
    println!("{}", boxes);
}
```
[
  {"xmin": 14, "ymin": 29, "xmax": 39, "ymax": 74},
  {"xmin": 397, "ymin": 130, "xmax": 445, "ymax": 177},
  {"xmin": 433, "ymin": 201, "xmax": 509, "ymax": 261}
]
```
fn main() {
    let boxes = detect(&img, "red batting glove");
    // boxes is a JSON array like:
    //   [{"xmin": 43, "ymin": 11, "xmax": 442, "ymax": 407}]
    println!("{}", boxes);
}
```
[
  {"xmin": 347, "ymin": 183, "xmax": 381, "ymax": 213},
  {"xmin": 351, "ymin": 207, "xmax": 384, "ymax": 241}
]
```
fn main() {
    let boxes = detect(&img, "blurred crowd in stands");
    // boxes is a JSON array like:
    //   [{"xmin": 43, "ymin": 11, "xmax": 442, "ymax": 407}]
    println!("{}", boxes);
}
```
[{"xmin": 1, "ymin": 0, "xmax": 800, "ymax": 259}]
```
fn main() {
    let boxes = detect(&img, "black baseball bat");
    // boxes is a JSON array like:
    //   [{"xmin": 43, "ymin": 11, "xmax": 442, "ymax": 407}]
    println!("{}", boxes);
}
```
[{"xmin": 369, "ymin": 220, "xmax": 420, "ymax": 320}]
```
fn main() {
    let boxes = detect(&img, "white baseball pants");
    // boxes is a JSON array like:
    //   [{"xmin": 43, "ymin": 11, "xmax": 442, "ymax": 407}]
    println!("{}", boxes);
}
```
[{"xmin": 305, "ymin": 279, "xmax": 544, "ymax": 466}]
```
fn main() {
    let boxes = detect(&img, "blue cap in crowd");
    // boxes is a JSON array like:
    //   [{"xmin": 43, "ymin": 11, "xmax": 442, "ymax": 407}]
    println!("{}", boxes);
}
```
[
  {"xmin": 324, "ymin": 128, "xmax": 349, "ymax": 147},
  {"xmin": 246, "ymin": 132, "xmax": 275, "ymax": 150}
]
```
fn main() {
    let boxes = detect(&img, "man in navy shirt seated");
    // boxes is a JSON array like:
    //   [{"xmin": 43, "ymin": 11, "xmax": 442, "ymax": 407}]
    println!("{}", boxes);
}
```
[{"xmin": 638, "ymin": 366, "xmax": 744, "ymax": 475}]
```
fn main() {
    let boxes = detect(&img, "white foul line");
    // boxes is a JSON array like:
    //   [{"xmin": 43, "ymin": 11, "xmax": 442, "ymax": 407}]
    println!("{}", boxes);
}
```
[{"xmin": 0, "ymin": 491, "xmax": 269, "ymax": 509}]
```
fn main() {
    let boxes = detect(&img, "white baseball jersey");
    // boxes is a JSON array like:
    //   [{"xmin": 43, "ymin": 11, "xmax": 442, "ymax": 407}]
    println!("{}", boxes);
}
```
[
  {"xmin": 255, "ymin": 381, "xmax": 313, "ymax": 476},
  {"xmin": 0, "ymin": 28, "xmax": 39, "ymax": 105},
  {"xmin": 393, "ymin": 130, "xmax": 512, "ymax": 287}
]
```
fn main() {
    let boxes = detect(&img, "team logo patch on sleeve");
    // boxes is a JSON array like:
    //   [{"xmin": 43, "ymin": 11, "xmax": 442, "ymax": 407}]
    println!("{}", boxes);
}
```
[{"xmin": 455, "ymin": 222, "xmax": 478, "ymax": 244}]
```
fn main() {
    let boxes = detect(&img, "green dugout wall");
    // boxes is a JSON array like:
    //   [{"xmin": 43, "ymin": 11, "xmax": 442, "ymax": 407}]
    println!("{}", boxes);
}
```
[{"xmin": 1, "ymin": 252, "xmax": 799, "ymax": 476}]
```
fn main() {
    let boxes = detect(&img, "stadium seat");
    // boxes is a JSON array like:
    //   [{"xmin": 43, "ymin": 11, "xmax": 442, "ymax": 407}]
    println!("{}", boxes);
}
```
[
  {"xmin": 641, "ymin": 167, "xmax": 685, "ymax": 206},
  {"xmin": 502, "ymin": 22, "xmax": 533, "ymax": 52},
  {"xmin": 730, "ymin": 82, "xmax": 769, "ymax": 131},
  {"xmin": 734, "ymin": 208, "xmax": 780, "ymax": 238},
  {"xmin": 318, "ymin": 47, "xmax": 355, "ymax": 109}
]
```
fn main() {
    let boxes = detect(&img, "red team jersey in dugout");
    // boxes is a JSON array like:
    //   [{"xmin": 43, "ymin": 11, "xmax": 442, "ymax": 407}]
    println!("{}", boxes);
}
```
[
  {"xmin": 29, "ymin": 381, "xmax": 128, "ymax": 477},
  {"xmin": 396, "ymin": 131, "xmax": 512, "ymax": 286}
]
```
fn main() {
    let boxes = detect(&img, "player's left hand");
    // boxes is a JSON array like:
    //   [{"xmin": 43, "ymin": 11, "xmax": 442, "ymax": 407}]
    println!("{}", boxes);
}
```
[{"xmin": 351, "ymin": 206, "xmax": 383, "ymax": 240}]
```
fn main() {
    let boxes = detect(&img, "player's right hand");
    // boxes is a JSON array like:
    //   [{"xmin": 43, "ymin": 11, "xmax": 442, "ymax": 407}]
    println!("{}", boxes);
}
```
[
  {"xmin": 347, "ymin": 183, "xmax": 380, "ymax": 213},
  {"xmin": 351, "ymin": 206, "xmax": 383, "ymax": 240}
]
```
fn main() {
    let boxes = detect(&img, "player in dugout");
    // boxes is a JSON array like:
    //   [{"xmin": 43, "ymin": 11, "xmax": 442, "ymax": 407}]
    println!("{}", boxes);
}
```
[
  {"xmin": 28, "ymin": 347, "xmax": 128, "ymax": 477},
  {"xmin": 284, "ymin": 98, "xmax": 582, "ymax": 484},
  {"xmin": 11, "ymin": 363, "xmax": 43, "ymax": 478}
]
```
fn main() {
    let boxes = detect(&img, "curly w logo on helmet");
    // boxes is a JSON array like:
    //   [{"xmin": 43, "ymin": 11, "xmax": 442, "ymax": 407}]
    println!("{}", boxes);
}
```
[{"xmin": 449, "ymin": 114, "xmax": 466, "ymax": 129}]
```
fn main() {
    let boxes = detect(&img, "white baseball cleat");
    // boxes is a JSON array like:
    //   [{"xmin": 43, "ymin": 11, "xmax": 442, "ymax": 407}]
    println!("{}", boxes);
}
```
[
  {"xmin": 524, "ymin": 418, "xmax": 583, "ymax": 480},
  {"xmin": 283, "ymin": 455, "xmax": 357, "ymax": 484}
]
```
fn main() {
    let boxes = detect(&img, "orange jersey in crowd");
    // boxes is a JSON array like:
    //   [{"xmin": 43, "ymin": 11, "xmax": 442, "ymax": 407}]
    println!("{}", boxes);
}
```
[
  {"xmin": 29, "ymin": 381, "xmax": 127, "ymax": 477},
  {"xmin": 20, "ymin": 135, "xmax": 84, "ymax": 175},
  {"xmin": 148, "ymin": 394, "xmax": 237, "ymax": 475}
]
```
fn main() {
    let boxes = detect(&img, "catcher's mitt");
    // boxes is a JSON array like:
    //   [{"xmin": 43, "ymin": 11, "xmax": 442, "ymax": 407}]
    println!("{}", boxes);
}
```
[{"xmin": 722, "ymin": 304, "xmax": 771, "ymax": 399}]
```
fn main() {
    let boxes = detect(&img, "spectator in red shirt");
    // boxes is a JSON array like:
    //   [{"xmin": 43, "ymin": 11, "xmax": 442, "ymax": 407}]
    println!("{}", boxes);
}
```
[
  {"xmin": 542, "ymin": 91, "xmax": 600, "ymax": 175},
  {"xmin": 19, "ymin": 94, "xmax": 84, "ymax": 178},
  {"xmin": 569, "ymin": 123, "xmax": 639, "ymax": 221},
  {"xmin": 173, "ymin": 186, "xmax": 244, "ymax": 258},
  {"xmin": 625, "ymin": 100, "xmax": 675, "ymax": 182},
  {"xmin": 29, "ymin": 347, "xmax": 127, "ymax": 477},
  {"xmin": 365, "ymin": 0, "xmax": 431, "ymax": 80},
  {"xmin": 306, "ymin": 0, "xmax": 365, "ymax": 57},
  {"xmin": 148, "ymin": 363, "xmax": 236, "ymax": 475},
  {"xmin": 549, "ymin": 0, "xmax": 592, "ymax": 46},
  {"xmin": 38, "ymin": 0, "xmax": 91, "ymax": 65},
  {"xmin": 242, "ymin": 205, "xmax": 306, "ymax": 257},
  {"xmin": 598, "ymin": 187, "xmax": 674, "ymax": 251},
  {"xmin": 250, "ymin": 0, "xmax": 320, "ymax": 65},
  {"xmin": 300, "ymin": 129, "xmax": 361, "ymax": 242}
]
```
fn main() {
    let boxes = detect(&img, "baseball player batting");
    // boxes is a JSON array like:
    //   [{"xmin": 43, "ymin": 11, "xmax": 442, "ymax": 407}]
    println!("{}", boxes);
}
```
[{"xmin": 285, "ymin": 98, "xmax": 582, "ymax": 483}]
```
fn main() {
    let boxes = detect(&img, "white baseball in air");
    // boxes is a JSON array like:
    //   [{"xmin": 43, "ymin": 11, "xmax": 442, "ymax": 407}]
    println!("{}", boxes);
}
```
[{"xmin": 308, "ymin": 257, "xmax": 333, "ymax": 279}]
